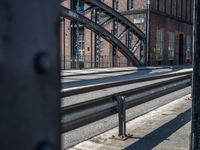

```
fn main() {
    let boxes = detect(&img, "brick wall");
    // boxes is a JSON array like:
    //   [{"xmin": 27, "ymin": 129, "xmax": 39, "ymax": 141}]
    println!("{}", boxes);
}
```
[
  {"xmin": 150, "ymin": 13, "xmax": 192, "ymax": 65},
  {"xmin": 61, "ymin": 0, "xmax": 193, "ymax": 68}
]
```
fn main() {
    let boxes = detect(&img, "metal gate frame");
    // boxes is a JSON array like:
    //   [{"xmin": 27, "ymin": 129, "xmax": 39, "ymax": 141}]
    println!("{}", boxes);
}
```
[{"xmin": 0, "ymin": 1, "xmax": 60, "ymax": 150}]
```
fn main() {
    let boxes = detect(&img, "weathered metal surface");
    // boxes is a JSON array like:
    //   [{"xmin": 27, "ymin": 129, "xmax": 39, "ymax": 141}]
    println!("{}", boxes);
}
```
[
  {"xmin": 191, "ymin": 0, "xmax": 200, "ymax": 149},
  {"xmin": 61, "ymin": 6, "xmax": 142, "ymax": 66},
  {"xmin": 0, "ymin": 0, "xmax": 60, "ymax": 150}
]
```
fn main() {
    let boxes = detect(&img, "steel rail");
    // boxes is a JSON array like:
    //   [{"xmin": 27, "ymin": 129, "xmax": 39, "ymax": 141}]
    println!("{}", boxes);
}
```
[
  {"xmin": 61, "ymin": 6, "xmax": 142, "ymax": 66},
  {"xmin": 61, "ymin": 74, "xmax": 191, "ymax": 132},
  {"xmin": 61, "ymin": 70, "xmax": 192, "ymax": 97}
]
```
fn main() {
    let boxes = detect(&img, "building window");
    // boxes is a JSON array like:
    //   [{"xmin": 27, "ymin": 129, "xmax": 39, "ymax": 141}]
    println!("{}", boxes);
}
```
[
  {"xmin": 186, "ymin": 35, "xmax": 192, "ymax": 61},
  {"xmin": 100, "ymin": 37, "xmax": 104, "ymax": 50},
  {"xmin": 168, "ymin": 32, "xmax": 175, "ymax": 60},
  {"xmin": 127, "ymin": 0, "xmax": 134, "ymax": 10},
  {"xmin": 156, "ymin": 29, "xmax": 164, "ymax": 61},
  {"xmin": 75, "ymin": 28, "xmax": 85, "ymax": 60},
  {"xmin": 113, "ymin": 0, "xmax": 119, "ymax": 11},
  {"xmin": 76, "ymin": 0, "xmax": 84, "ymax": 13}
]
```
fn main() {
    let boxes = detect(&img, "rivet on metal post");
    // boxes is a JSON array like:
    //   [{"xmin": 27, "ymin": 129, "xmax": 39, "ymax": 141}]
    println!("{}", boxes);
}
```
[
  {"xmin": 36, "ymin": 141, "xmax": 54, "ymax": 150},
  {"xmin": 34, "ymin": 52, "xmax": 51, "ymax": 74},
  {"xmin": 111, "ymin": 96, "xmax": 132, "ymax": 141}
]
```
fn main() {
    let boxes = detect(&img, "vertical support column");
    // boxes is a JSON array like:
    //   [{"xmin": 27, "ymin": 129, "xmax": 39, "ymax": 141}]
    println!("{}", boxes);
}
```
[
  {"xmin": 94, "ymin": 9, "xmax": 99, "ymax": 68},
  {"xmin": 146, "ymin": 0, "xmax": 151, "ymax": 66},
  {"xmin": 0, "ymin": 0, "xmax": 60, "ymax": 150},
  {"xmin": 191, "ymin": 0, "xmax": 200, "ymax": 149},
  {"xmin": 112, "ymin": 96, "xmax": 132, "ymax": 140},
  {"xmin": 64, "ymin": 18, "xmax": 66, "ymax": 70},
  {"xmin": 117, "ymin": 96, "xmax": 126, "ymax": 138}
]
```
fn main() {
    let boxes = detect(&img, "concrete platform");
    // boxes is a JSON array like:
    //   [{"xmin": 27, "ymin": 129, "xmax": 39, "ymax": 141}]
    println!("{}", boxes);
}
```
[{"xmin": 68, "ymin": 95, "xmax": 191, "ymax": 150}]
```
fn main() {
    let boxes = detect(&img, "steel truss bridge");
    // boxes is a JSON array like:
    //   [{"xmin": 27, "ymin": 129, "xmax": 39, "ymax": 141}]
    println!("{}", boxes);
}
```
[{"xmin": 61, "ymin": 0, "xmax": 146, "ymax": 66}]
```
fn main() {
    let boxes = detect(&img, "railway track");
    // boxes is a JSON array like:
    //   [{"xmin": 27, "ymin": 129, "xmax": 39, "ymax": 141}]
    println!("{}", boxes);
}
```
[{"xmin": 61, "ymin": 71, "xmax": 192, "ymax": 133}]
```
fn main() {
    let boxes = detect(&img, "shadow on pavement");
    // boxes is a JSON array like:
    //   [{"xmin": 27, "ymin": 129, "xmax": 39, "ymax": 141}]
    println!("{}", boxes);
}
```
[{"xmin": 124, "ymin": 108, "xmax": 191, "ymax": 150}]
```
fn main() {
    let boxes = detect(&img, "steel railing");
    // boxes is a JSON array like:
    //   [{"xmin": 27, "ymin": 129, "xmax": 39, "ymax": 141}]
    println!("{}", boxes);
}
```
[{"xmin": 61, "ymin": 73, "xmax": 191, "ymax": 138}]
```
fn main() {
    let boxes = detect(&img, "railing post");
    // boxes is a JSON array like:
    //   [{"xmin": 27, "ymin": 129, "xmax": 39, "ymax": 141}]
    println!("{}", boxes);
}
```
[
  {"xmin": 112, "ymin": 96, "xmax": 132, "ymax": 140},
  {"xmin": 117, "ymin": 96, "xmax": 126, "ymax": 138}
]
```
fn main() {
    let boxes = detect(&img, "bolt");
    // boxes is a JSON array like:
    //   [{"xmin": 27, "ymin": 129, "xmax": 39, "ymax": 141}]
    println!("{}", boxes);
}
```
[
  {"xmin": 34, "ymin": 52, "xmax": 50, "ymax": 74},
  {"xmin": 36, "ymin": 141, "xmax": 54, "ymax": 150}
]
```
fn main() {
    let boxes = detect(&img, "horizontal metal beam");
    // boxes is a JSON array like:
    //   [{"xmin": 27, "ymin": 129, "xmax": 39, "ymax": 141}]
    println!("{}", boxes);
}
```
[{"xmin": 61, "ymin": 6, "xmax": 142, "ymax": 66}]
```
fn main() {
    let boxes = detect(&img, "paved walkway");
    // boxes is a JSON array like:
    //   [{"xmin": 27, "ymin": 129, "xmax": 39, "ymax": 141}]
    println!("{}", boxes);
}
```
[{"xmin": 67, "ymin": 95, "xmax": 191, "ymax": 150}]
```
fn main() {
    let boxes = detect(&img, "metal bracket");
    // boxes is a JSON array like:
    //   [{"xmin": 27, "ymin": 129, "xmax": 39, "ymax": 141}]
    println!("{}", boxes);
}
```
[{"xmin": 111, "ymin": 96, "xmax": 132, "ymax": 141}]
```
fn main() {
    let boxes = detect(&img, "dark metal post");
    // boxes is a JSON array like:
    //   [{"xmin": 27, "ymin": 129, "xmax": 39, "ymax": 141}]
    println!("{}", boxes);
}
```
[
  {"xmin": 0, "ymin": 0, "xmax": 60, "ymax": 150},
  {"xmin": 146, "ymin": 0, "xmax": 151, "ymax": 66},
  {"xmin": 191, "ymin": 0, "xmax": 200, "ymax": 149},
  {"xmin": 64, "ymin": 18, "xmax": 66, "ymax": 69},
  {"xmin": 117, "ymin": 96, "xmax": 127, "ymax": 138},
  {"xmin": 94, "ymin": 10, "xmax": 98, "ymax": 68}
]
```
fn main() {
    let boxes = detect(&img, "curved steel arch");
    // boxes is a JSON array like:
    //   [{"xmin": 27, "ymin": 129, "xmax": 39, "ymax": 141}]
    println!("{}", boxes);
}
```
[
  {"xmin": 61, "ymin": 6, "xmax": 142, "ymax": 66},
  {"xmin": 62, "ymin": 0, "xmax": 146, "ymax": 40},
  {"xmin": 82, "ymin": 0, "xmax": 145, "ymax": 40}
]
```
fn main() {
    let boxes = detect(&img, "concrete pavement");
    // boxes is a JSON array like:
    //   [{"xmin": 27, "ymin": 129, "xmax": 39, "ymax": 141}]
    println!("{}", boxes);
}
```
[{"xmin": 67, "ymin": 95, "xmax": 191, "ymax": 150}]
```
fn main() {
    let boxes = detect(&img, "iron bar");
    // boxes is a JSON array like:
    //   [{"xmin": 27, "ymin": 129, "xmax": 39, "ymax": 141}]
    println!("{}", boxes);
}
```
[
  {"xmin": 118, "ymin": 28, "xmax": 130, "ymax": 40},
  {"xmin": 131, "ymin": 39, "xmax": 141, "ymax": 52},
  {"xmin": 146, "ymin": 0, "xmax": 151, "ymax": 65},
  {"xmin": 191, "ymin": 0, "xmax": 200, "ymax": 149},
  {"xmin": 83, "ymin": 6, "xmax": 97, "ymax": 15},
  {"xmin": 100, "ymin": 17, "xmax": 116, "ymax": 27}
]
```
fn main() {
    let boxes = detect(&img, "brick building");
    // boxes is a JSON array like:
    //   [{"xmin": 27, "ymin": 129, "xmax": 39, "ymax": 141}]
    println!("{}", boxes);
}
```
[{"xmin": 61, "ymin": 0, "xmax": 193, "ymax": 69}]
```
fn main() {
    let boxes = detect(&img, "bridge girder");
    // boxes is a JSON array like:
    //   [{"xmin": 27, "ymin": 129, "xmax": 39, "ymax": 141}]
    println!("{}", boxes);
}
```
[
  {"xmin": 82, "ymin": 0, "xmax": 146, "ymax": 40},
  {"xmin": 61, "ymin": 6, "xmax": 142, "ymax": 66},
  {"xmin": 61, "ymin": 0, "xmax": 147, "ymax": 66}
]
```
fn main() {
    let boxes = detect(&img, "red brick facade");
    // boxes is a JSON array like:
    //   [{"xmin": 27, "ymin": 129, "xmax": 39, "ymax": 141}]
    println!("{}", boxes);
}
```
[{"xmin": 61, "ymin": 0, "xmax": 193, "ymax": 69}]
